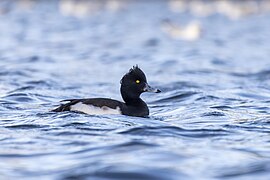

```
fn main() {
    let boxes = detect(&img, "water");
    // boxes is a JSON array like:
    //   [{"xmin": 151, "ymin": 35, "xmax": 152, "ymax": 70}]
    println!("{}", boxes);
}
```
[{"xmin": 0, "ymin": 1, "xmax": 270, "ymax": 179}]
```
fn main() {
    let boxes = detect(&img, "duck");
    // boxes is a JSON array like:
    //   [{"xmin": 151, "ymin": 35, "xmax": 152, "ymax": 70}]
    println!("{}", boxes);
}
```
[{"xmin": 52, "ymin": 65, "xmax": 161, "ymax": 117}]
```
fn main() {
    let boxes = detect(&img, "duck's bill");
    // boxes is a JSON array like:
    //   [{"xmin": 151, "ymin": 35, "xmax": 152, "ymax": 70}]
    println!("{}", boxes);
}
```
[{"xmin": 143, "ymin": 83, "xmax": 161, "ymax": 93}]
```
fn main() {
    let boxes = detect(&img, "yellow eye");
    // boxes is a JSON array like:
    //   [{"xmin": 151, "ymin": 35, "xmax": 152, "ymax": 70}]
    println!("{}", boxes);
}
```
[{"xmin": 136, "ymin": 80, "xmax": 140, "ymax": 84}]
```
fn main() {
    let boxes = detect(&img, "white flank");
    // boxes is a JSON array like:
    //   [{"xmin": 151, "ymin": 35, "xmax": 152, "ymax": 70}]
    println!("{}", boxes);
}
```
[{"xmin": 70, "ymin": 102, "xmax": 121, "ymax": 115}]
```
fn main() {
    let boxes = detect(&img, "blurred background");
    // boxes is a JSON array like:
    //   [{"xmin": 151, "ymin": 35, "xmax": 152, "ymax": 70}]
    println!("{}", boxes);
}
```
[{"xmin": 0, "ymin": 0, "xmax": 270, "ymax": 179}]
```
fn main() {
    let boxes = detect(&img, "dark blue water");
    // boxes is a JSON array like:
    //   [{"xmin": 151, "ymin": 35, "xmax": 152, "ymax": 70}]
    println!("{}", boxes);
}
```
[{"xmin": 1, "ymin": 1, "xmax": 270, "ymax": 179}]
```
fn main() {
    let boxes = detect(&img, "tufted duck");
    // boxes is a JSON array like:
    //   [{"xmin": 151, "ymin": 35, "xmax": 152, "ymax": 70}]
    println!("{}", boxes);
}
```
[{"xmin": 52, "ymin": 66, "xmax": 161, "ymax": 117}]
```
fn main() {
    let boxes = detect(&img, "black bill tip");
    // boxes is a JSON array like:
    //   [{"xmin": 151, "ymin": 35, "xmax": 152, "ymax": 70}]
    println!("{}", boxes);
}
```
[{"xmin": 156, "ymin": 89, "xmax": 161, "ymax": 93}]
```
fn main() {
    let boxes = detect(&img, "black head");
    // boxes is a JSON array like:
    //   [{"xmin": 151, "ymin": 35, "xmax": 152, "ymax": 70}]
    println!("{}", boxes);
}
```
[{"xmin": 120, "ymin": 65, "xmax": 161, "ymax": 103}]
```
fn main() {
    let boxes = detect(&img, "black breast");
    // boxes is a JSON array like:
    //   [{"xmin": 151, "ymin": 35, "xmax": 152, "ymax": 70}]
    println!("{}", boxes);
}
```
[{"xmin": 121, "ymin": 99, "xmax": 149, "ymax": 117}]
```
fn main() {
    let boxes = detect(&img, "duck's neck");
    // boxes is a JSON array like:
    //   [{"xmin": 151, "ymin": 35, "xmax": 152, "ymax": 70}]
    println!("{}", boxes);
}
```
[
  {"xmin": 124, "ymin": 97, "xmax": 145, "ymax": 106},
  {"xmin": 121, "ymin": 88, "xmax": 143, "ymax": 106}
]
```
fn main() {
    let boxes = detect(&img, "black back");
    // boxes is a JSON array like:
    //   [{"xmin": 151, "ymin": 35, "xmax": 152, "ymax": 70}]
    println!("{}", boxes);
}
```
[{"xmin": 52, "ymin": 97, "xmax": 149, "ymax": 117}]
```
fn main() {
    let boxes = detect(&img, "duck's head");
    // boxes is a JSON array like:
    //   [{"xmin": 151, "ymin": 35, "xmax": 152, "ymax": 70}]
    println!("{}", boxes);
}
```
[{"xmin": 120, "ymin": 65, "xmax": 161, "ymax": 102}]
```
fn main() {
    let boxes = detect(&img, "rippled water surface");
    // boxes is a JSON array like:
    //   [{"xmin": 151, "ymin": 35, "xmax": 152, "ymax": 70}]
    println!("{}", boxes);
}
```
[{"xmin": 1, "ymin": 1, "xmax": 270, "ymax": 179}]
